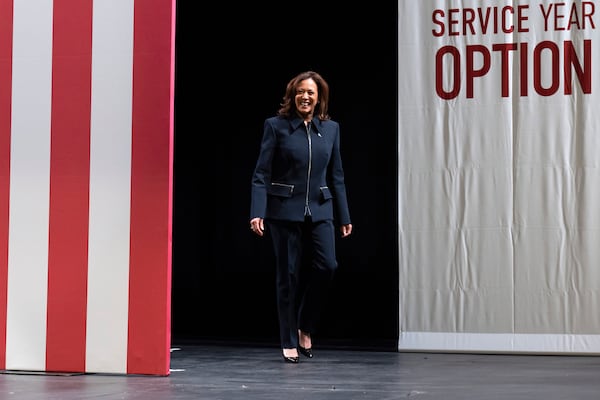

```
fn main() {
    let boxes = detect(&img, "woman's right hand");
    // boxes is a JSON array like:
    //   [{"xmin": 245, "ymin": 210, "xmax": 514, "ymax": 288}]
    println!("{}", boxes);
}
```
[{"xmin": 250, "ymin": 217, "xmax": 264, "ymax": 237}]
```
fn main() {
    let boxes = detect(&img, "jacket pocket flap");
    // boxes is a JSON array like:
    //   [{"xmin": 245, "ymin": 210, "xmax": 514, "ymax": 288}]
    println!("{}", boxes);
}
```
[
  {"xmin": 320, "ymin": 186, "xmax": 332, "ymax": 201},
  {"xmin": 269, "ymin": 183, "xmax": 294, "ymax": 197}
]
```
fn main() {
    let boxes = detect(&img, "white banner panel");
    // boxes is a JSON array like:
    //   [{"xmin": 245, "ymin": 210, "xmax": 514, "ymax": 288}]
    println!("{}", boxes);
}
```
[{"xmin": 398, "ymin": 0, "xmax": 600, "ymax": 353}]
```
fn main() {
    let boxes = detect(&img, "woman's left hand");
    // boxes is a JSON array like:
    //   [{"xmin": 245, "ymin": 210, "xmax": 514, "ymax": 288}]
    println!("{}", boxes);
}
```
[{"xmin": 340, "ymin": 224, "xmax": 352, "ymax": 238}]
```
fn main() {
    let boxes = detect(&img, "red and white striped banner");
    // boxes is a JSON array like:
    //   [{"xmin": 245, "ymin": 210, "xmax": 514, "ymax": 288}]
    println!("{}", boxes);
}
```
[{"xmin": 0, "ymin": 0, "xmax": 175, "ymax": 375}]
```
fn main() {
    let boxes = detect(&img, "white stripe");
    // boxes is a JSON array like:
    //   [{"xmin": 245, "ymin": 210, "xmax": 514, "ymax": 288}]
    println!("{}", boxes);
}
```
[
  {"xmin": 6, "ymin": 0, "xmax": 54, "ymax": 371},
  {"xmin": 86, "ymin": 0, "xmax": 134, "ymax": 374}
]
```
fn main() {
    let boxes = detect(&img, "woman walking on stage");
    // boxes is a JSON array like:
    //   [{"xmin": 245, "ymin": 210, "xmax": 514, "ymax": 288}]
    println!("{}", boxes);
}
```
[{"xmin": 249, "ymin": 70, "xmax": 353, "ymax": 363}]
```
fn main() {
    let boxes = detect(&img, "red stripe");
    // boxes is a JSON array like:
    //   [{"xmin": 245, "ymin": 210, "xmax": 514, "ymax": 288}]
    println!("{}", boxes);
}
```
[
  {"xmin": 45, "ymin": 0, "xmax": 93, "ymax": 373},
  {"xmin": 127, "ymin": 0, "xmax": 174, "ymax": 376},
  {"xmin": 0, "ymin": 0, "xmax": 13, "ymax": 371}
]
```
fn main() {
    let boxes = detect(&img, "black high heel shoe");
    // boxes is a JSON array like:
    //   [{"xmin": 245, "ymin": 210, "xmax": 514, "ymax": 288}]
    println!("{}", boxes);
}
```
[
  {"xmin": 298, "ymin": 346, "xmax": 313, "ymax": 358},
  {"xmin": 282, "ymin": 355, "xmax": 299, "ymax": 363}
]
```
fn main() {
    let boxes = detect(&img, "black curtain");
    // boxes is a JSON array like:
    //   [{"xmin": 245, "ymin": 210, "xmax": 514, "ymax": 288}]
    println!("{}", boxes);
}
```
[{"xmin": 172, "ymin": 2, "xmax": 399, "ymax": 350}]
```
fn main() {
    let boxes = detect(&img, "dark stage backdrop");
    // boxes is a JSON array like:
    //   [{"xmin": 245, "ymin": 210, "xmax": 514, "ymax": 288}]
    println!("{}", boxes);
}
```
[{"xmin": 172, "ymin": 2, "xmax": 399, "ymax": 350}]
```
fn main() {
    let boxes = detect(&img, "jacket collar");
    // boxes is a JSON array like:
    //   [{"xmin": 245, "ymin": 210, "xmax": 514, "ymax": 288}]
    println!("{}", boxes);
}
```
[{"xmin": 290, "ymin": 115, "xmax": 321, "ymax": 134}]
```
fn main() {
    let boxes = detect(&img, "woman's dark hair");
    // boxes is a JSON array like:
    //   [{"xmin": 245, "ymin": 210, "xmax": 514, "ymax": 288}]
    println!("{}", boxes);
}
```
[{"xmin": 277, "ymin": 71, "xmax": 330, "ymax": 121}]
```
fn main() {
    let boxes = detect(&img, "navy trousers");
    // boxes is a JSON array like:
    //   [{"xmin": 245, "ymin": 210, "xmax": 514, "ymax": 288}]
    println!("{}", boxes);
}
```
[{"xmin": 267, "ymin": 217, "xmax": 337, "ymax": 349}]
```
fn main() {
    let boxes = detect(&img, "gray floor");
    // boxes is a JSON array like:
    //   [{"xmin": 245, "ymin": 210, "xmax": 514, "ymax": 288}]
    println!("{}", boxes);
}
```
[{"xmin": 2, "ymin": 343, "xmax": 600, "ymax": 399}]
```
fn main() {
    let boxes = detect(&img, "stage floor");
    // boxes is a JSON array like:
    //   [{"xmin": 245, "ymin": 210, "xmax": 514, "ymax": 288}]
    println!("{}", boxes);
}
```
[{"xmin": 2, "ymin": 343, "xmax": 600, "ymax": 399}]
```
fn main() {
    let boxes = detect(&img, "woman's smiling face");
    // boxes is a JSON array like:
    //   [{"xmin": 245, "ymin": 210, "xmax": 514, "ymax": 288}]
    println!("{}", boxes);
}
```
[{"xmin": 294, "ymin": 78, "xmax": 318, "ymax": 121}]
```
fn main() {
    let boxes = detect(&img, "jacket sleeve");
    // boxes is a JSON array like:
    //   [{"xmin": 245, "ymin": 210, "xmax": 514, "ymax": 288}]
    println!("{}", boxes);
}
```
[
  {"xmin": 327, "ymin": 123, "xmax": 351, "ymax": 225},
  {"xmin": 250, "ymin": 119, "xmax": 276, "ymax": 219}
]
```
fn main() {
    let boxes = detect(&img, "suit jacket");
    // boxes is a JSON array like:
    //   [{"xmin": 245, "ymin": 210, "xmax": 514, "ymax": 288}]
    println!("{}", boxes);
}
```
[{"xmin": 250, "ymin": 114, "xmax": 351, "ymax": 224}]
